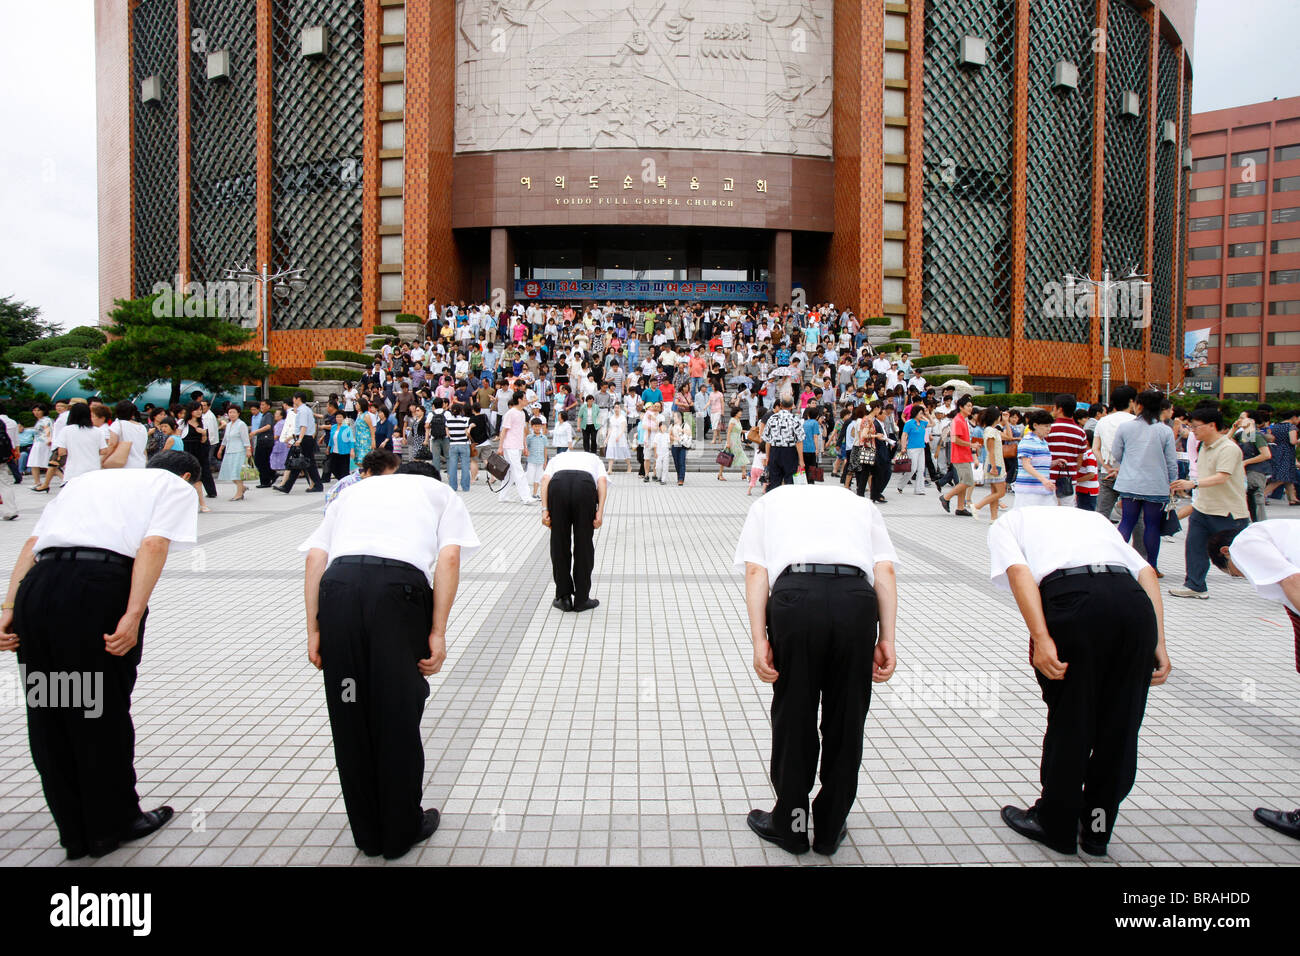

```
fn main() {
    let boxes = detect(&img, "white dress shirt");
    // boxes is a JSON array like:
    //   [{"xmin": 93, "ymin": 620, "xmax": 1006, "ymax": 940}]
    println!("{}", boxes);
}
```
[
  {"xmin": 299, "ymin": 474, "xmax": 481, "ymax": 586},
  {"xmin": 1228, "ymin": 520, "xmax": 1300, "ymax": 614},
  {"xmin": 544, "ymin": 450, "xmax": 608, "ymax": 483},
  {"xmin": 108, "ymin": 419, "xmax": 149, "ymax": 468},
  {"xmin": 31, "ymin": 469, "xmax": 198, "ymax": 557},
  {"xmin": 1094, "ymin": 410, "xmax": 1135, "ymax": 467},
  {"xmin": 53, "ymin": 425, "xmax": 108, "ymax": 481},
  {"xmin": 733, "ymin": 484, "xmax": 898, "ymax": 586},
  {"xmin": 202, "ymin": 410, "xmax": 221, "ymax": 447},
  {"xmin": 986, "ymin": 507, "xmax": 1150, "ymax": 591}
]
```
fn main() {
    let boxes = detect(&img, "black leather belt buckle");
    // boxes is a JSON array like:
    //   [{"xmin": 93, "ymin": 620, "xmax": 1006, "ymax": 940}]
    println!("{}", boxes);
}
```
[{"xmin": 785, "ymin": 562, "xmax": 866, "ymax": 578}]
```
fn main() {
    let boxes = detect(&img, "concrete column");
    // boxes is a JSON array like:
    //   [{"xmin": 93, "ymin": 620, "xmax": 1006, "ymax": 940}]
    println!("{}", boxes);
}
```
[
  {"xmin": 769, "ymin": 230, "xmax": 792, "ymax": 307},
  {"xmin": 490, "ymin": 227, "xmax": 514, "ymax": 308}
]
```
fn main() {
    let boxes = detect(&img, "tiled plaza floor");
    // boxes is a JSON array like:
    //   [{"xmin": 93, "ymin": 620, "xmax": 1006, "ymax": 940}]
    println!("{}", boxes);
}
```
[{"xmin": 0, "ymin": 472, "xmax": 1298, "ymax": 867}]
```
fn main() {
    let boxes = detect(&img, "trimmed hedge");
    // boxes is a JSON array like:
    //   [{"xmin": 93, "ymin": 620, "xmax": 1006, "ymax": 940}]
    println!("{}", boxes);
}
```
[
  {"xmin": 269, "ymin": 386, "xmax": 300, "ymax": 403},
  {"xmin": 372, "ymin": 324, "xmax": 400, "ymax": 336},
  {"xmin": 864, "ymin": 316, "xmax": 892, "ymax": 326},
  {"xmin": 310, "ymin": 367, "xmax": 365, "ymax": 381},
  {"xmin": 972, "ymin": 393, "xmax": 1033, "ymax": 408},
  {"xmin": 912, "ymin": 354, "xmax": 960, "ymax": 369},
  {"xmin": 930, "ymin": 373, "xmax": 973, "ymax": 384},
  {"xmin": 394, "ymin": 313, "xmax": 423, "ymax": 324},
  {"xmin": 324, "ymin": 349, "xmax": 372, "ymax": 365},
  {"xmin": 888, "ymin": 329, "xmax": 912, "ymax": 340}
]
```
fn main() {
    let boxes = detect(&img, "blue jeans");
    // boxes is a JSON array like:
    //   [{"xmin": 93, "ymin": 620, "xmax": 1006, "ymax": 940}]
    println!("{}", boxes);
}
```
[
  {"xmin": 447, "ymin": 443, "xmax": 472, "ymax": 491},
  {"xmin": 690, "ymin": 376, "xmax": 704, "ymax": 400},
  {"xmin": 1183, "ymin": 510, "xmax": 1249, "ymax": 593}
]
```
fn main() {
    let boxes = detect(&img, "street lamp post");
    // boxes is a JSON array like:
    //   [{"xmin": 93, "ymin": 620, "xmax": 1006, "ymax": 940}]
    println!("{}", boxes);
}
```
[
  {"xmin": 224, "ymin": 261, "xmax": 307, "ymax": 399},
  {"xmin": 1063, "ymin": 268, "xmax": 1150, "ymax": 403}
]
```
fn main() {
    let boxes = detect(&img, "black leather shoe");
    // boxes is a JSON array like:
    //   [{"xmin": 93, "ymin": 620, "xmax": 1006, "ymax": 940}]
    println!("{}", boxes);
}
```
[
  {"xmin": 383, "ymin": 808, "xmax": 440, "ymax": 860},
  {"xmin": 1000, "ymin": 805, "xmax": 1076, "ymax": 855},
  {"xmin": 274, "ymin": 486, "xmax": 290, "ymax": 494},
  {"xmin": 1079, "ymin": 836, "xmax": 1108, "ymax": 856},
  {"xmin": 122, "ymin": 806, "xmax": 174, "ymax": 844},
  {"xmin": 813, "ymin": 821, "xmax": 848, "ymax": 856},
  {"xmin": 939, "ymin": 495, "xmax": 951, "ymax": 513},
  {"xmin": 746, "ymin": 809, "xmax": 809, "ymax": 855},
  {"xmin": 552, "ymin": 596, "xmax": 573, "ymax": 612},
  {"xmin": 305, "ymin": 485, "xmax": 324, "ymax": 493},
  {"xmin": 572, "ymin": 598, "xmax": 600, "ymax": 613},
  {"xmin": 65, "ymin": 845, "xmax": 88, "ymax": 861},
  {"xmin": 1254, "ymin": 807, "xmax": 1300, "ymax": 840},
  {"xmin": 88, "ymin": 837, "xmax": 120, "ymax": 858}
]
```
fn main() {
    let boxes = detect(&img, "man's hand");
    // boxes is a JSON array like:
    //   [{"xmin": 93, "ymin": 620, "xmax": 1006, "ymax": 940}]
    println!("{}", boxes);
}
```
[
  {"xmin": 1151, "ymin": 643, "xmax": 1171, "ymax": 685},
  {"xmin": 307, "ymin": 626, "xmax": 322, "ymax": 670},
  {"xmin": 1170, "ymin": 478, "xmax": 1193, "ymax": 493},
  {"xmin": 0, "ymin": 609, "xmax": 18, "ymax": 652},
  {"xmin": 873, "ymin": 638, "xmax": 896, "ymax": 682},
  {"xmin": 541, "ymin": 510, "xmax": 552, "ymax": 528},
  {"xmin": 419, "ymin": 632, "xmax": 447, "ymax": 676},
  {"xmin": 593, "ymin": 510, "xmax": 603, "ymax": 529},
  {"xmin": 1032, "ymin": 632, "xmax": 1068, "ymax": 680},
  {"xmin": 752, "ymin": 637, "xmax": 778, "ymax": 682},
  {"xmin": 104, "ymin": 612, "xmax": 143, "ymax": 657}
]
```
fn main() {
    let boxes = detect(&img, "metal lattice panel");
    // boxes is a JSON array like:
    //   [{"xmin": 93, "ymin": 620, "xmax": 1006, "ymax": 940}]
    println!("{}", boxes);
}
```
[
  {"xmin": 1100, "ymin": 0, "xmax": 1149, "ymax": 353},
  {"xmin": 1149, "ymin": 36, "xmax": 1179, "ymax": 357},
  {"xmin": 270, "ymin": 0, "xmax": 364, "ymax": 331},
  {"xmin": 1177, "ymin": 73, "xmax": 1192, "ymax": 365},
  {"xmin": 1024, "ymin": 0, "xmax": 1095, "ymax": 343},
  {"xmin": 132, "ymin": 0, "xmax": 179, "ymax": 296},
  {"xmin": 189, "ymin": 0, "xmax": 257, "ymax": 290},
  {"xmin": 921, "ymin": 0, "xmax": 1015, "ymax": 338}
]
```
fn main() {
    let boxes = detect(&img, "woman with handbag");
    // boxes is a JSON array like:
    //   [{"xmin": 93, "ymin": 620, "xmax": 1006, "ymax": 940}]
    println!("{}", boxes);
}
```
[
  {"xmin": 216, "ymin": 404, "xmax": 253, "ymax": 501},
  {"xmin": 1112, "ymin": 390, "xmax": 1178, "ymax": 574},
  {"xmin": 846, "ymin": 406, "xmax": 875, "ymax": 498},
  {"xmin": 718, "ymin": 411, "xmax": 749, "ymax": 481}
]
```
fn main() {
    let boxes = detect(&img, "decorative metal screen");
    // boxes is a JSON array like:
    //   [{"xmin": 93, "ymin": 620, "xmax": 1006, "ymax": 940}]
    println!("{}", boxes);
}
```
[
  {"xmin": 1177, "ymin": 73, "xmax": 1191, "ymax": 366},
  {"xmin": 132, "ymin": 0, "xmax": 179, "ymax": 297},
  {"xmin": 1023, "ymin": 0, "xmax": 1095, "ymax": 343},
  {"xmin": 1149, "ymin": 36, "xmax": 1179, "ymax": 357},
  {"xmin": 1100, "ymin": 0, "xmax": 1148, "ymax": 353},
  {"xmin": 189, "ymin": 0, "xmax": 257, "ymax": 292},
  {"xmin": 270, "ymin": 0, "xmax": 365, "ymax": 330},
  {"xmin": 921, "ymin": 0, "xmax": 1015, "ymax": 338}
]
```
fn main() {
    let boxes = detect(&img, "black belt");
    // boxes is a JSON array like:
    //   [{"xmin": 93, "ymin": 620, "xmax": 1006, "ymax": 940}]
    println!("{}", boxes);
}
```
[
  {"xmin": 1040, "ymin": 564, "xmax": 1131, "ymax": 586},
  {"xmin": 331, "ymin": 555, "xmax": 423, "ymax": 575},
  {"xmin": 37, "ymin": 547, "xmax": 133, "ymax": 567},
  {"xmin": 779, "ymin": 563, "xmax": 866, "ymax": 579}
]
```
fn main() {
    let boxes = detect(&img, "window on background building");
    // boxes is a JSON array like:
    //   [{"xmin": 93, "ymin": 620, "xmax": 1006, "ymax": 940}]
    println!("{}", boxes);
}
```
[
  {"xmin": 1186, "ymin": 305, "xmax": 1218, "ymax": 320},
  {"xmin": 1269, "ymin": 301, "xmax": 1300, "ymax": 316},
  {"xmin": 1274, "ymin": 207, "xmax": 1300, "ymax": 224},
  {"xmin": 1272, "ymin": 269, "xmax": 1300, "ymax": 285},
  {"xmin": 1189, "ymin": 185, "xmax": 1224, "ymax": 202},
  {"xmin": 1232, "ymin": 148, "xmax": 1269, "ymax": 167},
  {"xmin": 1190, "ymin": 215, "xmax": 1222, "ymax": 231},
  {"xmin": 1268, "ymin": 362, "xmax": 1300, "ymax": 376},
  {"xmin": 1226, "ymin": 363, "xmax": 1261, "ymax": 376},
  {"xmin": 1230, "ymin": 181, "xmax": 1267, "ymax": 197},
  {"xmin": 1229, "ymin": 211, "xmax": 1266, "ymax": 228},
  {"xmin": 1227, "ymin": 272, "xmax": 1264, "ymax": 287},
  {"xmin": 1188, "ymin": 275, "xmax": 1220, "ymax": 290},
  {"xmin": 1268, "ymin": 331, "xmax": 1300, "ymax": 345},
  {"xmin": 1206, "ymin": 334, "xmax": 1219, "ymax": 348},
  {"xmin": 1225, "ymin": 333, "xmax": 1261, "ymax": 348},
  {"xmin": 1228, "ymin": 242, "xmax": 1264, "ymax": 257},
  {"xmin": 1276, "ymin": 144, "xmax": 1300, "ymax": 162},
  {"xmin": 1272, "ymin": 238, "xmax": 1300, "ymax": 255},
  {"xmin": 1191, "ymin": 154, "xmax": 1225, "ymax": 172},
  {"xmin": 1226, "ymin": 302, "xmax": 1262, "ymax": 317},
  {"xmin": 1189, "ymin": 245, "xmax": 1222, "ymax": 260},
  {"xmin": 973, "ymin": 378, "xmax": 1008, "ymax": 395},
  {"xmin": 1276, "ymin": 176, "xmax": 1300, "ymax": 193}
]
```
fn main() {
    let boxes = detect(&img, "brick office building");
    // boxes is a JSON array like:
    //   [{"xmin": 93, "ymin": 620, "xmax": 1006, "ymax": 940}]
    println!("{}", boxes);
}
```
[
  {"xmin": 1184, "ymin": 95, "xmax": 1300, "ymax": 401},
  {"xmin": 97, "ymin": 0, "xmax": 1195, "ymax": 394}
]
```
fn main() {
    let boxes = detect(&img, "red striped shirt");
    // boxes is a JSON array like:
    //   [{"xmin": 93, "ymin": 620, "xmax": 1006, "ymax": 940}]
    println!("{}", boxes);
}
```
[{"xmin": 1048, "ymin": 418, "xmax": 1088, "ymax": 481}]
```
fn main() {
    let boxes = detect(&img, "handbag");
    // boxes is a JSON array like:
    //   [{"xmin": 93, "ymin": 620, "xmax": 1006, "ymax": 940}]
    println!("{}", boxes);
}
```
[
  {"xmin": 850, "ymin": 442, "xmax": 876, "ymax": 471},
  {"xmin": 239, "ymin": 462, "xmax": 258, "ymax": 481},
  {"xmin": 1160, "ymin": 502, "xmax": 1182, "ymax": 536},
  {"xmin": 716, "ymin": 450, "xmax": 734, "ymax": 467},
  {"xmin": 485, "ymin": 450, "xmax": 511, "ymax": 481},
  {"xmin": 286, "ymin": 446, "xmax": 310, "ymax": 471},
  {"xmin": 1055, "ymin": 472, "xmax": 1073, "ymax": 497},
  {"xmin": 891, "ymin": 453, "xmax": 911, "ymax": 473},
  {"xmin": 808, "ymin": 465, "xmax": 824, "ymax": 482},
  {"xmin": 103, "ymin": 438, "xmax": 131, "ymax": 469}
]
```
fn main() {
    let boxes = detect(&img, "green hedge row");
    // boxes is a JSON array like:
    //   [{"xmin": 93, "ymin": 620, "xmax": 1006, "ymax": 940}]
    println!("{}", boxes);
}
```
[
  {"xmin": 888, "ymin": 329, "xmax": 912, "ymax": 340},
  {"xmin": 310, "ymin": 367, "xmax": 364, "ymax": 381},
  {"xmin": 864, "ymin": 316, "xmax": 892, "ymax": 327},
  {"xmin": 394, "ymin": 313, "xmax": 423, "ymax": 324},
  {"xmin": 373, "ymin": 324, "xmax": 400, "ymax": 336},
  {"xmin": 269, "ymin": 386, "xmax": 301, "ymax": 403},
  {"xmin": 972, "ymin": 393, "xmax": 1033, "ymax": 408},
  {"xmin": 324, "ymin": 349, "xmax": 372, "ymax": 365},
  {"xmin": 912, "ymin": 354, "xmax": 960, "ymax": 369}
]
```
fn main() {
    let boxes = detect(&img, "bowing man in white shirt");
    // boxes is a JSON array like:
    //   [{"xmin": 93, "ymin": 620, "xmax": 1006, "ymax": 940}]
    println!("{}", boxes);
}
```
[
  {"xmin": 540, "ymin": 450, "xmax": 608, "ymax": 613},
  {"xmin": 734, "ymin": 484, "xmax": 898, "ymax": 856},
  {"xmin": 1208, "ymin": 520, "xmax": 1300, "ymax": 840},
  {"xmin": 0, "ymin": 450, "xmax": 202, "ymax": 859},
  {"xmin": 988, "ymin": 507, "xmax": 1170, "ymax": 857},
  {"xmin": 301, "ymin": 461, "xmax": 481, "ymax": 860}
]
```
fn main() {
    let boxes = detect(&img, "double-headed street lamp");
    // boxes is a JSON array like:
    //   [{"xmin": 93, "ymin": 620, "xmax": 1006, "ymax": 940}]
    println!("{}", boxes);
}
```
[
  {"xmin": 1063, "ymin": 268, "xmax": 1150, "ymax": 403},
  {"xmin": 224, "ymin": 260, "xmax": 308, "ymax": 399}
]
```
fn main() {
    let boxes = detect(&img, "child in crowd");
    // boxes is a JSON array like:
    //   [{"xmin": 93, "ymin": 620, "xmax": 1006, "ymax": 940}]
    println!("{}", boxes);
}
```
[
  {"xmin": 1076, "ymin": 445, "xmax": 1100, "ymax": 511},
  {"xmin": 748, "ymin": 447, "xmax": 767, "ymax": 496},
  {"xmin": 525, "ymin": 417, "xmax": 548, "ymax": 497}
]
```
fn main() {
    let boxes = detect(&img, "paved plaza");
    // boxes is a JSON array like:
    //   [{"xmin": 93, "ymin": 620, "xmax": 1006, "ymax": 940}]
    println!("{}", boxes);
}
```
[{"xmin": 0, "ymin": 475, "xmax": 1298, "ymax": 867}]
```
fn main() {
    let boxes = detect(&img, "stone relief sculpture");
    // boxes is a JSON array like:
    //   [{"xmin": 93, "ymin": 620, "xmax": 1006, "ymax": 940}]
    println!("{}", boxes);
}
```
[{"xmin": 454, "ymin": 0, "xmax": 832, "ymax": 156}]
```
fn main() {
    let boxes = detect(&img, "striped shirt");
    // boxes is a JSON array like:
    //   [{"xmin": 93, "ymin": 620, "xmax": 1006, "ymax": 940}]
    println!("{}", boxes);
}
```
[
  {"xmin": 445, "ymin": 413, "xmax": 471, "ymax": 444},
  {"xmin": 1047, "ymin": 418, "xmax": 1088, "ymax": 482},
  {"xmin": 1014, "ymin": 433, "xmax": 1054, "ymax": 497},
  {"xmin": 1076, "ymin": 448, "xmax": 1100, "ymax": 494}
]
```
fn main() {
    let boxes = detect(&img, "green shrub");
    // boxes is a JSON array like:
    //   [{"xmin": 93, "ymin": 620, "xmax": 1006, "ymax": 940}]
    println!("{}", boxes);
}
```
[
  {"xmin": 890, "ymin": 343, "xmax": 912, "ymax": 354},
  {"xmin": 888, "ymin": 330, "xmax": 912, "ymax": 340},
  {"xmin": 43, "ymin": 347, "xmax": 92, "ymax": 368},
  {"xmin": 864, "ymin": 316, "xmax": 892, "ymax": 326},
  {"xmin": 372, "ymin": 324, "xmax": 400, "ymax": 336},
  {"xmin": 972, "ymin": 393, "xmax": 1033, "ymax": 408},
  {"xmin": 64, "ymin": 326, "xmax": 107, "ymax": 345},
  {"xmin": 324, "ymin": 349, "xmax": 372, "ymax": 365},
  {"xmin": 310, "ymin": 367, "xmax": 364, "ymax": 381},
  {"xmin": 269, "ymin": 386, "xmax": 300, "ymax": 403},
  {"xmin": 394, "ymin": 313, "xmax": 423, "ymax": 324},
  {"xmin": 912, "ymin": 354, "xmax": 960, "ymax": 369}
]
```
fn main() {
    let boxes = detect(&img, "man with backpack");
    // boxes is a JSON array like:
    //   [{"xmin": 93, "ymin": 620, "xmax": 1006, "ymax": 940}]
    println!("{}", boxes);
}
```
[{"xmin": 427, "ymin": 397, "xmax": 450, "ymax": 476}]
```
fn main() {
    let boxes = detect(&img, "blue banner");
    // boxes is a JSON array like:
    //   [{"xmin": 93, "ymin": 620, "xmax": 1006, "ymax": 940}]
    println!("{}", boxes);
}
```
[{"xmin": 515, "ymin": 279, "xmax": 767, "ymax": 302}]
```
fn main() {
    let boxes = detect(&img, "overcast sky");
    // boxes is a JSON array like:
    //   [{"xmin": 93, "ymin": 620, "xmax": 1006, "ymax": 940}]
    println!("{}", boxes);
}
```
[{"xmin": 0, "ymin": 0, "xmax": 1296, "ymax": 334}]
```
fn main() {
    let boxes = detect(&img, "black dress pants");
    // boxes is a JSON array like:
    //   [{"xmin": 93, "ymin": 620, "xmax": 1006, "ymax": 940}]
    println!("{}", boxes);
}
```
[
  {"xmin": 326, "ymin": 452, "xmax": 351, "ymax": 482},
  {"xmin": 766, "ymin": 572, "xmax": 878, "ymax": 844},
  {"xmin": 282, "ymin": 435, "xmax": 323, "ymax": 491},
  {"xmin": 1033, "ymin": 572, "xmax": 1158, "ymax": 849},
  {"xmin": 13, "ymin": 557, "xmax": 145, "ymax": 855},
  {"xmin": 254, "ymin": 436, "xmax": 274, "ymax": 485},
  {"xmin": 198, "ymin": 444, "xmax": 218, "ymax": 497},
  {"xmin": 871, "ymin": 439, "xmax": 891, "ymax": 500},
  {"xmin": 582, "ymin": 425, "xmax": 598, "ymax": 453},
  {"xmin": 766, "ymin": 446, "xmax": 799, "ymax": 491},
  {"xmin": 548, "ymin": 471, "xmax": 597, "ymax": 604},
  {"xmin": 317, "ymin": 559, "xmax": 432, "ymax": 858}
]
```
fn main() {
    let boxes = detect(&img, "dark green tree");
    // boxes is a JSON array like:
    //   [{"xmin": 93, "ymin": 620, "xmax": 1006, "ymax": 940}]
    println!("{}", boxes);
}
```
[
  {"xmin": 0, "ymin": 294, "xmax": 58, "ymax": 346},
  {"xmin": 88, "ymin": 294, "xmax": 271, "ymax": 405}
]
